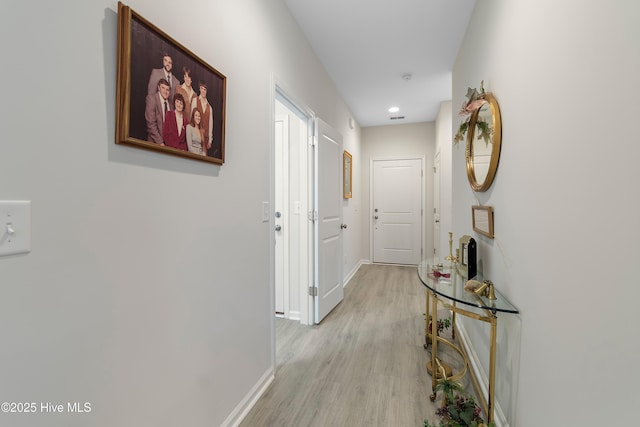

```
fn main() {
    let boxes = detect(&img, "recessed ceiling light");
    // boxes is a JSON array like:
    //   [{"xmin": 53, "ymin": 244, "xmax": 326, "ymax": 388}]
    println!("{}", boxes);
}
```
[{"xmin": 388, "ymin": 106, "xmax": 400, "ymax": 113}]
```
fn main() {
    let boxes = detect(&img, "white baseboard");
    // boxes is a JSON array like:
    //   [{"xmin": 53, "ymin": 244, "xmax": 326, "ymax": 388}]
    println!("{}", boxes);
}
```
[
  {"xmin": 288, "ymin": 310, "xmax": 301, "ymax": 321},
  {"xmin": 455, "ymin": 322, "xmax": 509, "ymax": 427},
  {"xmin": 222, "ymin": 368, "xmax": 274, "ymax": 427},
  {"xmin": 343, "ymin": 259, "xmax": 369, "ymax": 287}
]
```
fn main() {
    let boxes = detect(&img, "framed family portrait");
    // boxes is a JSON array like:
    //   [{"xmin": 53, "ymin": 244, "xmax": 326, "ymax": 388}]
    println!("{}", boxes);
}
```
[{"xmin": 116, "ymin": 2, "xmax": 226, "ymax": 164}]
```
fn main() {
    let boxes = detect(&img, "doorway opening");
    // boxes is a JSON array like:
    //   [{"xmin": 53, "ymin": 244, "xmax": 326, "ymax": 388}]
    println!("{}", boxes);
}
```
[
  {"xmin": 273, "ymin": 87, "xmax": 314, "ymax": 326},
  {"xmin": 270, "ymin": 84, "xmax": 345, "ymax": 374}
]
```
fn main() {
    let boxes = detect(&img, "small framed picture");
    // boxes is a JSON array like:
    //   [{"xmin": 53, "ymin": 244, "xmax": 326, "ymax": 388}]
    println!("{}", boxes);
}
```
[
  {"xmin": 343, "ymin": 150, "xmax": 352, "ymax": 199},
  {"xmin": 472, "ymin": 205, "xmax": 494, "ymax": 239}
]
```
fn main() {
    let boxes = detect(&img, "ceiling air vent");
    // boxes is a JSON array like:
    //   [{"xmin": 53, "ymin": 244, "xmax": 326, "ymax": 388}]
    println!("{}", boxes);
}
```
[{"xmin": 390, "ymin": 116, "xmax": 405, "ymax": 120}]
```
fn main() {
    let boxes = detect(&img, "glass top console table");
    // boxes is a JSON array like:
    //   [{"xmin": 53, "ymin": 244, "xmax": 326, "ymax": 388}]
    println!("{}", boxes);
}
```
[{"xmin": 417, "ymin": 258, "xmax": 518, "ymax": 424}]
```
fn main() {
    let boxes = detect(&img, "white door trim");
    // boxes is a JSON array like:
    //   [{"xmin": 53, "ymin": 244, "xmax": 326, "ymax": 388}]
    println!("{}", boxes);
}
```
[
  {"xmin": 271, "ymin": 76, "xmax": 316, "ymax": 331},
  {"xmin": 369, "ymin": 156, "xmax": 426, "ymax": 264}
]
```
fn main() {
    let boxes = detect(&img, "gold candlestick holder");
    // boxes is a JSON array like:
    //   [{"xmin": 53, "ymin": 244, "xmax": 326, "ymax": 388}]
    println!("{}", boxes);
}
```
[{"xmin": 444, "ymin": 232, "xmax": 459, "ymax": 262}]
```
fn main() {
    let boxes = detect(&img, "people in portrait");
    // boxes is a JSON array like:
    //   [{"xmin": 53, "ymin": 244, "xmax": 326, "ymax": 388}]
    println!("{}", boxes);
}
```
[
  {"xmin": 162, "ymin": 93, "xmax": 188, "ymax": 151},
  {"xmin": 147, "ymin": 52, "xmax": 178, "ymax": 100},
  {"xmin": 145, "ymin": 78, "xmax": 171, "ymax": 145},
  {"xmin": 174, "ymin": 67, "xmax": 197, "ymax": 123},
  {"xmin": 191, "ymin": 81, "xmax": 214, "ymax": 155},
  {"xmin": 186, "ymin": 108, "xmax": 206, "ymax": 156}
]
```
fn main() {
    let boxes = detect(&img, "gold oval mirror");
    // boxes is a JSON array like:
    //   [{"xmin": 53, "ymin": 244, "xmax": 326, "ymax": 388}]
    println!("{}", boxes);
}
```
[{"xmin": 465, "ymin": 93, "xmax": 501, "ymax": 192}]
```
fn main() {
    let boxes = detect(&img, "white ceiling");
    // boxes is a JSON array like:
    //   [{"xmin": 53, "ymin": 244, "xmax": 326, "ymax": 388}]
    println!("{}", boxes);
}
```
[{"xmin": 283, "ymin": 0, "xmax": 476, "ymax": 127}]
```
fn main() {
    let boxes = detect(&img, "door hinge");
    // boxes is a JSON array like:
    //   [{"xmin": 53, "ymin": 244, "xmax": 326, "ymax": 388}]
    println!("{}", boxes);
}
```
[
  {"xmin": 309, "ymin": 135, "xmax": 316, "ymax": 146},
  {"xmin": 308, "ymin": 286, "xmax": 317, "ymax": 296},
  {"xmin": 308, "ymin": 210, "xmax": 318, "ymax": 222}
]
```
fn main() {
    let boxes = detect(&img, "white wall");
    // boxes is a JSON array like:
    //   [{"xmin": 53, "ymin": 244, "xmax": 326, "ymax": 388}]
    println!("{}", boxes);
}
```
[
  {"xmin": 435, "ymin": 101, "xmax": 453, "ymax": 256},
  {"xmin": 342, "ymin": 119, "xmax": 365, "ymax": 281},
  {"xmin": 453, "ymin": 1, "xmax": 640, "ymax": 425},
  {"xmin": 361, "ymin": 123, "xmax": 436, "ymax": 262},
  {"xmin": 0, "ymin": 1, "xmax": 360, "ymax": 426}
]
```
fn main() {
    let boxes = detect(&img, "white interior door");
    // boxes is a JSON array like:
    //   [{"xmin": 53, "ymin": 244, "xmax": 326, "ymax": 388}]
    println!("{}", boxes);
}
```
[
  {"xmin": 314, "ymin": 118, "xmax": 343, "ymax": 323},
  {"xmin": 275, "ymin": 90, "xmax": 312, "ymax": 325},
  {"xmin": 372, "ymin": 158, "xmax": 422, "ymax": 265},
  {"xmin": 274, "ymin": 115, "xmax": 289, "ymax": 315},
  {"xmin": 433, "ymin": 152, "xmax": 441, "ymax": 259}
]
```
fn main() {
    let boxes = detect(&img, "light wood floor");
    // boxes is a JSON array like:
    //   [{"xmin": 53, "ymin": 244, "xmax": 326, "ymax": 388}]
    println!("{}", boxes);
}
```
[{"xmin": 240, "ymin": 264, "xmax": 454, "ymax": 427}]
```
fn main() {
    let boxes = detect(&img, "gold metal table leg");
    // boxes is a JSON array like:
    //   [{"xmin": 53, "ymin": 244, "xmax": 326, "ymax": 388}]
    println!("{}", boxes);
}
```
[
  {"xmin": 424, "ymin": 290, "xmax": 431, "ymax": 349},
  {"xmin": 429, "ymin": 290, "xmax": 439, "ymax": 401},
  {"xmin": 488, "ymin": 314, "xmax": 497, "ymax": 424},
  {"xmin": 452, "ymin": 301, "xmax": 457, "ymax": 341}
]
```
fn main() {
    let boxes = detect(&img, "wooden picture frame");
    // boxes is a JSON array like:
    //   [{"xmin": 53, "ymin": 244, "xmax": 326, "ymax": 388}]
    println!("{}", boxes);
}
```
[
  {"xmin": 472, "ymin": 205, "xmax": 494, "ymax": 239},
  {"xmin": 343, "ymin": 150, "xmax": 353, "ymax": 198},
  {"xmin": 116, "ymin": 2, "xmax": 226, "ymax": 164}
]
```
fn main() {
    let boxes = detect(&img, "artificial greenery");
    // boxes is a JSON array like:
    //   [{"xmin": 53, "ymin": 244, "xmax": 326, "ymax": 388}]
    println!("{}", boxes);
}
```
[
  {"xmin": 453, "ymin": 81, "xmax": 492, "ymax": 147},
  {"xmin": 426, "ymin": 315, "xmax": 452, "ymax": 335},
  {"xmin": 423, "ymin": 379, "xmax": 495, "ymax": 427}
]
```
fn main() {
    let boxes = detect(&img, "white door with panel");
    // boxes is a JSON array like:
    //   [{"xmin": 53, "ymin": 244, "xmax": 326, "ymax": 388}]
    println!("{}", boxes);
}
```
[
  {"xmin": 433, "ymin": 152, "xmax": 441, "ymax": 259},
  {"xmin": 314, "ymin": 118, "xmax": 344, "ymax": 323},
  {"xmin": 274, "ymin": 114, "xmax": 289, "ymax": 315},
  {"xmin": 372, "ymin": 158, "xmax": 422, "ymax": 265}
]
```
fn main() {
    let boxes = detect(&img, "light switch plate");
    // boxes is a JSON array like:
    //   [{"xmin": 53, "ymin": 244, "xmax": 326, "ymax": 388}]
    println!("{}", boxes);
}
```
[{"xmin": 0, "ymin": 201, "xmax": 31, "ymax": 256}]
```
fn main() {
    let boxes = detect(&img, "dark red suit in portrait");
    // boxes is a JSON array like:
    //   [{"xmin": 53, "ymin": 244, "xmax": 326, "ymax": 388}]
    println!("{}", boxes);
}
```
[{"xmin": 162, "ymin": 111, "xmax": 188, "ymax": 151}]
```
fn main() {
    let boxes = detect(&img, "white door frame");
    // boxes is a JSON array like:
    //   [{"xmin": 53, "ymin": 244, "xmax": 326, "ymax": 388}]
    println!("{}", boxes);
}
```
[
  {"xmin": 270, "ymin": 77, "xmax": 316, "ymax": 336},
  {"xmin": 369, "ymin": 156, "xmax": 426, "ymax": 264}
]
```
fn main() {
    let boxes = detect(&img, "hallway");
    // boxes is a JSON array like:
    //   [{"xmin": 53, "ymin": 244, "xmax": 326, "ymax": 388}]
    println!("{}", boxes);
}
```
[{"xmin": 240, "ymin": 264, "xmax": 446, "ymax": 427}]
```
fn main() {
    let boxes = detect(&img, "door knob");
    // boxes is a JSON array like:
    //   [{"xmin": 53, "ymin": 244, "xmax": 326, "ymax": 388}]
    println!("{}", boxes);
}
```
[
  {"xmin": 374, "ymin": 216, "xmax": 378, "ymax": 220},
  {"xmin": 275, "ymin": 225, "xmax": 282, "ymax": 231},
  {"xmin": 341, "ymin": 224, "xmax": 347, "ymax": 229}
]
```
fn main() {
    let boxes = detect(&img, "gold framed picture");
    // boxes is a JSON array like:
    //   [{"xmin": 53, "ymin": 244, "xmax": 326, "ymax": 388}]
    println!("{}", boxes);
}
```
[
  {"xmin": 343, "ymin": 150, "xmax": 352, "ymax": 198},
  {"xmin": 116, "ymin": 2, "xmax": 226, "ymax": 164},
  {"xmin": 472, "ymin": 205, "xmax": 494, "ymax": 239}
]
